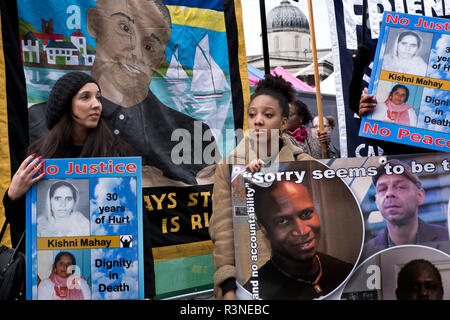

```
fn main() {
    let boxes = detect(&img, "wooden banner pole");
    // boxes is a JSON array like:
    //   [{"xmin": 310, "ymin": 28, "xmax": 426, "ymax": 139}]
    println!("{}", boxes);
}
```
[{"xmin": 307, "ymin": 0, "xmax": 327, "ymax": 158}]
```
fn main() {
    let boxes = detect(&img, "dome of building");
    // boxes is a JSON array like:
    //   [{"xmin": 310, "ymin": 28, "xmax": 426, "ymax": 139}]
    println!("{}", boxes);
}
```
[{"xmin": 267, "ymin": 0, "xmax": 310, "ymax": 33}]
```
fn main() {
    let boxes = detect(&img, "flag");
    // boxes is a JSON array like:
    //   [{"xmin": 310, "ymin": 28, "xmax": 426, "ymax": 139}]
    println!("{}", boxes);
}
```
[{"xmin": 15, "ymin": 0, "xmax": 248, "ymax": 298}]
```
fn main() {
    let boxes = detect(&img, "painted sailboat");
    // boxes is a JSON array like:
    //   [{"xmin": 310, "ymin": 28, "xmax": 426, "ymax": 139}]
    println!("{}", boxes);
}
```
[
  {"xmin": 166, "ymin": 45, "xmax": 188, "ymax": 83},
  {"xmin": 191, "ymin": 34, "xmax": 230, "ymax": 100}
]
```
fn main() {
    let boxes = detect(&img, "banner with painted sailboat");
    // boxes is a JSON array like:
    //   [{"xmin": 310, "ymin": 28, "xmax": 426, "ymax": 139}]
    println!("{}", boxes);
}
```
[
  {"xmin": 16, "ymin": 0, "xmax": 249, "ymax": 299},
  {"xmin": 191, "ymin": 33, "xmax": 231, "ymax": 100},
  {"xmin": 166, "ymin": 44, "xmax": 188, "ymax": 83}
]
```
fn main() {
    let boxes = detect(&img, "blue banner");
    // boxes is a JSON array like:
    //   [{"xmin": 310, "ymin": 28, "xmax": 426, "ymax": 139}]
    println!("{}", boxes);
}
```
[
  {"xmin": 360, "ymin": 12, "xmax": 450, "ymax": 151},
  {"xmin": 328, "ymin": 0, "xmax": 449, "ymax": 157}
]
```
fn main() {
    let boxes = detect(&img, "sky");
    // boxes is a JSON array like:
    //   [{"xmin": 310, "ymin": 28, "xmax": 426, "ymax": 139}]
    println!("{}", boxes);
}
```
[{"xmin": 241, "ymin": 0, "xmax": 332, "ymax": 56}]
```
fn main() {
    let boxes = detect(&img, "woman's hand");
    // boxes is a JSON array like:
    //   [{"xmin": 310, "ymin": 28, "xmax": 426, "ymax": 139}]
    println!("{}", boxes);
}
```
[
  {"xmin": 359, "ymin": 87, "xmax": 377, "ymax": 117},
  {"xmin": 246, "ymin": 159, "xmax": 264, "ymax": 173},
  {"xmin": 7, "ymin": 154, "xmax": 46, "ymax": 201}
]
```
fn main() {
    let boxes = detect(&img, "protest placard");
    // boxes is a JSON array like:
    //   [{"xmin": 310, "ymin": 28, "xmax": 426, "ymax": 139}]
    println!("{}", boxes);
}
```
[
  {"xmin": 26, "ymin": 157, "xmax": 144, "ymax": 300},
  {"xmin": 359, "ymin": 11, "xmax": 450, "ymax": 151},
  {"xmin": 231, "ymin": 154, "xmax": 450, "ymax": 299}
]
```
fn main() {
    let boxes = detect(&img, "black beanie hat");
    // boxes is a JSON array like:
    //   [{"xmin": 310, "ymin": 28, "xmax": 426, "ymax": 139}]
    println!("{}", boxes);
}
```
[{"xmin": 46, "ymin": 71, "xmax": 99, "ymax": 130}]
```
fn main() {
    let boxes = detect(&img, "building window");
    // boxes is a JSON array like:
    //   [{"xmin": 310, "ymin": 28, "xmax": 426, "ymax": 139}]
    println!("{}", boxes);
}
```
[
  {"xmin": 275, "ymin": 36, "xmax": 280, "ymax": 50},
  {"xmin": 295, "ymin": 35, "xmax": 300, "ymax": 50}
]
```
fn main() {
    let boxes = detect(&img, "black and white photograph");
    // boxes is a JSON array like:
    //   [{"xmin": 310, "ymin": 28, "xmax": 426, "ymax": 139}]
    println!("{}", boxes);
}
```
[
  {"xmin": 36, "ymin": 179, "xmax": 91, "ymax": 237},
  {"xmin": 381, "ymin": 28, "xmax": 433, "ymax": 77}
]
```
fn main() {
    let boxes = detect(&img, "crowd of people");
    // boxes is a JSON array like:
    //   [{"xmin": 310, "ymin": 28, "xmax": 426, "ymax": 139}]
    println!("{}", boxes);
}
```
[{"xmin": 1, "ymin": 0, "xmax": 447, "ymax": 302}]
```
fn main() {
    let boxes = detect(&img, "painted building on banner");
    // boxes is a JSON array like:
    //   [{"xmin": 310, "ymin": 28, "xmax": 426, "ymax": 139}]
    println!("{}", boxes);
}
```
[
  {"xmin": 20, "ymin": 19, "xmax": 95, "ymax": 67},
  {"xmin": 21, "ymin": 32, "xmax": 40, "ymax": 63}
]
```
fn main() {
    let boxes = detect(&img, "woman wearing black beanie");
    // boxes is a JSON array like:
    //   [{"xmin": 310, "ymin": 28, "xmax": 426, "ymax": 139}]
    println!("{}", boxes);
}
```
[{"xmin": 3, "ymin": 71, "xmax": 133, "ymax": 248}]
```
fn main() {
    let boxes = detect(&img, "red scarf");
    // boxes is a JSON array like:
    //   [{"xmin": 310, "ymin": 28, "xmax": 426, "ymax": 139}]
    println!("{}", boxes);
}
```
[
  {"xmin": 385, "ymin": 99, "xmax": 412, "ymax": 125},
  {"xmin": 49, "ymin": 272, "xmax": 84, "ymax": 300},
  {"xmin": 286, "ymin": 126, "xmax": 309, "ymax": 144}
]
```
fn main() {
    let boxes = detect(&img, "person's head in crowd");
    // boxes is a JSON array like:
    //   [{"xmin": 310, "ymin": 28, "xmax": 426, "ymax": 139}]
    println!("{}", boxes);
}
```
[
  {"xmin": 28, "ymin": 71, "xmax": 128, "ymax": 158},
  {"xmin": 286, "ymin": 99, "xmax": 312, "ymax": 133},
  {"xmin": 248, "ymin": 75, "xmax": 296, "ymax": 158},
  {"xmin": 396, "ymin": 31, "xmax": 422, "ymax": 60},
  {"xmin": 311, "ymin": 115, "xmax": 336, "ymax": 140},
  {"xmin": 254, "ymin": 179, "xmax": 321, "ymax": 270},
  {"xmin": 87, "ymin": 0, "xmax": 172, "ymax": 107},
  {"xmin": 396, "ymin": 259, "xmax": 443, "ymax": 300},
  {"xmin": 373, "ymin": 159, "xmax": 424, "ymax": 230},
  {"xmin": 48, "ymin": 181, "xmax": 78, "ymax": 220}
]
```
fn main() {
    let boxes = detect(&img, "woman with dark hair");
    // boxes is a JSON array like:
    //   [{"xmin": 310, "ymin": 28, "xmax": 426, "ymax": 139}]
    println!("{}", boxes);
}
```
[
  {"xmin": 284, "ymin": 99, "xmax": 325, "ymax": 158},
  {"xmin": 3, "ymin": 71, "xmax": 133, "ymax": 247},
  {"xmin": 38, "ymin": 251, "xmax": 91, "ymax": 300},
  {"xmin": 368, "ymin": 84, "xmax": 417, "ymax": 126},
  {"xmin": 209, "ymin": 75, "xmax": 314, "ymax": 300},
  {"xmin": 28, "ymin": 72, "xmax": 131, "ymax": 159}
]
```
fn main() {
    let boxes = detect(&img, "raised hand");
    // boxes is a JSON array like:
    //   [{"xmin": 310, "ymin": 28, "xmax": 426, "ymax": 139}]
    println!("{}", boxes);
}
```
[
  {"xmin": 7, "ymin": 154, "xmax": 46, "ymax": 201},
  {"xmin": 359, "ymin": 87, "xmax": 377, "ymax": 117}
]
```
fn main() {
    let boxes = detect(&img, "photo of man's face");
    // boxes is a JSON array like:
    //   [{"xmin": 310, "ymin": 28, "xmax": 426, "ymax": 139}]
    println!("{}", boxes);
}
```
[
  {"xmin": 88, "ymin": 0, "xmax": 171, "ymax": 98},
  {"xmin": 375, "ymin": 174, "xmax": 424, "ymax": 226},
  {"xmin": 50, "ymin": 185, "xmax": 75, "ymax": 219},
  {"xmin": 398, "ymin": 266, "xmax": 444, "ymax": 300},
  {"xmin": 261, "ymin": 183, "xmax": 321, "ymax": 262}
]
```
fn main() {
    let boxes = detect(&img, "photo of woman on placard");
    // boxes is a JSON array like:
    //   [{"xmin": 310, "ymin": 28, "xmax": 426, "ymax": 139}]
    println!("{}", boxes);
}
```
[
  {"xmin": 38, "ymin": 251, "xmax": 91, "ymax": 300},
  {"xmin": 37, "ymin": 180, "xmax": 90, "ymax": 237},
  {"xmin": 381, "ymin": 29, "xmax": 431, "ymax": 76},
  {"xmin": 369, "ymin": 83, "xmax": 418, "ymax": 127}
]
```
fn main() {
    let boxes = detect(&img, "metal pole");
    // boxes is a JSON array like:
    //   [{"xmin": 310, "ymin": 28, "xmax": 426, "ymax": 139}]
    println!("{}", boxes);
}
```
[{"xmin": 259, "ymin": 0, "xmax": 270, "ymax": 75}]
